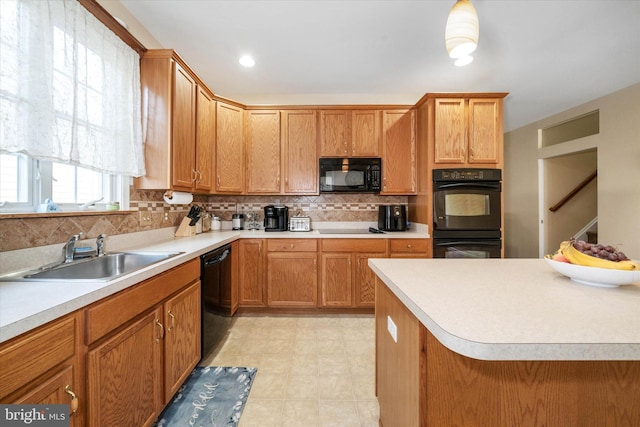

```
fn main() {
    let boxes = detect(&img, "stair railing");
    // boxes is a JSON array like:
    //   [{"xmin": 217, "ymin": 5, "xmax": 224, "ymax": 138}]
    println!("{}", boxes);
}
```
[{"xmin": 549, "ymin": 171, "xmax": 597, "ymax": 212}]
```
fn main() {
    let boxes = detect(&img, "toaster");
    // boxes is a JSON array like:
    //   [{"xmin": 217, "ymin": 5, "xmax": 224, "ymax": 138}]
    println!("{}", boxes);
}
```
[{"xmin": 289, "ymin": 212, "xmax": 312, "ymax": 232}]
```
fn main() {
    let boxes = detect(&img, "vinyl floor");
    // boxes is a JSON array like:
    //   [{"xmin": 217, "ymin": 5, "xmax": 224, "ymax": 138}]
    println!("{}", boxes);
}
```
[{"xmin": 200, "ymin": 315, "xmax": 379, "ymax": 427}]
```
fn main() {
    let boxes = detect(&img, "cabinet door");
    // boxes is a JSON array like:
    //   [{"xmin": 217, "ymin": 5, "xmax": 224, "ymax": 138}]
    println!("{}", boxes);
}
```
[
  {"xmin": 87, "ymin": 309, "xmax": 163, "ymax": 427},
  {"xmin": 381, "ymin": 109, "xmax": 416, "ymax": 194},
  {"xmin": 319, "ymin": 110, "xmax": 350, "ymax": 157},
  {"xmin": 267, "ymin": 253, "xmax": 318, "ymax": 306},
  {"xmin": 164, "ymin": 281, "xmax": 201, "ymax": 403},
  {"xmin": 246, "ymin": 110, "xmax": 281, "ymax": 193},
  {"xmin": 216, "ymin": 102, "xmax": 244, "ymax": 193},
  {"xmin": 195, "ymin": 87, "xmax": 215, "ymax": 192},
  {"xmin": 14, "ymin": 365, "xmax": 80, "ymax": 425},
  {"xmin": 468, "ymin": 98, "xmax": 501, "ymax": 164},
  {"xmin": 281, "ymin": 110, "xmax": 318, "ymax": 194},
  {"xmin": 321, "ymin": 253, "xmax": 352, "ymax": 307},
  {"xmin": 171, "ymin": 61, "xmax": 197, "ymax": 190},
  {"xmin": 434, "ymin": 98, "xmax": 466, "ymax": 164},
  {"xmin": 352, "ymin": 110, "xmax": 381, "ymax": 157},
  {"xmin": 354, "ymin": 252, "xmax": 385, "ymax": 307},
  {"xmin": 238, "ymin": 239, "xmax": 266, "ymax": 306}
]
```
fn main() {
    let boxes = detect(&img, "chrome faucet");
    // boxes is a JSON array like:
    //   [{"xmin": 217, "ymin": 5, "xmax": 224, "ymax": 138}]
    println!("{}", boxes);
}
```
[
  {"xmin": 62, "ymin": 232, "xmax": 83, "ymax": 263},
  {"xmin": 96, "ymin": 234, "xmax": 106, "ymax": 256}
]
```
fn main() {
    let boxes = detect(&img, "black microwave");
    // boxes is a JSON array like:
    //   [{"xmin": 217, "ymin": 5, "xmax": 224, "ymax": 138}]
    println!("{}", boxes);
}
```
[{"xmin": 319, "ymin": 157, "xmax": 381, "ymax": 193}]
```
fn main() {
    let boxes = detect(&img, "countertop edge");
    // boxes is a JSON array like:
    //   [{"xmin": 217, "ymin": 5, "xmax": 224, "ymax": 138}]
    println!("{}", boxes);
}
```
[{"xmin": 369, "ymin": 260, "xmax": 640, "ymax": 361}]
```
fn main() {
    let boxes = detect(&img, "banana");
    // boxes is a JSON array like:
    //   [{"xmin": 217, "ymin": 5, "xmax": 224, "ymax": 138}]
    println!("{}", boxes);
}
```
[{"xmin": 559, "ymin": 241, "xmax": 638, "ymax": 271}]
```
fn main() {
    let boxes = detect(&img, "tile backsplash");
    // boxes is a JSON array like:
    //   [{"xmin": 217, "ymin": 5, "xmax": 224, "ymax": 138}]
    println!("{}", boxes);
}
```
[{"xmin": 0, "ymin": 190, "xmax": 408, "ymax": 251}]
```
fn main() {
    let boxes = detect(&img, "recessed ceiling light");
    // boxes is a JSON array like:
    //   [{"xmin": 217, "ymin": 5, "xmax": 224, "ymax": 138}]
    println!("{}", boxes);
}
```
[
  {"xmin": 239, "ymin": 55, "xmax": 255, "ymax": 67},
  {"xmin": 454, "ymin": 55, "xmax": 473, "ymax": 66}
]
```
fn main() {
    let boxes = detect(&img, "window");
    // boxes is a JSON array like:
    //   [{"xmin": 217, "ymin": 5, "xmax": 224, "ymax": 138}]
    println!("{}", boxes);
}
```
[
  {"xmin": 0, "ymin": 0, "xmax": 143, "ymax": 213},
  {"xmin": 0, "ymin": 153, "xmax": 125, "ymax": 212}
]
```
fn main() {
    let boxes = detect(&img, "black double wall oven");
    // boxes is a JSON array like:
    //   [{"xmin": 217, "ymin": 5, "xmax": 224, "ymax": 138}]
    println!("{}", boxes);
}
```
[{"xmin": 432, "ymin": 168, "xmax": 502, "ymax": 258}]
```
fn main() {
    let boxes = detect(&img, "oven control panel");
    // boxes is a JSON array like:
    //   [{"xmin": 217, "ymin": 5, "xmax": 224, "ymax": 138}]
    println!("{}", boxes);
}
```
[{"xmin": 433, "ymin": 168, "xmax": 501, "ymax": 182}]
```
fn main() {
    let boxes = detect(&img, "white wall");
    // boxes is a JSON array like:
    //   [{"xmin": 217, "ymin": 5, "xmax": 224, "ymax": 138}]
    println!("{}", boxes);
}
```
[{"xmin": 504, "ymin": 83, "xmax": 640, "ymax": 259}]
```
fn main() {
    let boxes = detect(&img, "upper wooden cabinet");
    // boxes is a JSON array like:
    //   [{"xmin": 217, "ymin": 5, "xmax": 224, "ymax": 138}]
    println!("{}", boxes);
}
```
[
  {"xmin": 215, "ymin": 102, "xmax": 245, "ymax": 193},
  {"xmin": 319, "ymin": 110, "xmax": 381, "ymax": 157},
  {"xmin": 135, "ymin": 50, "xmax": 214, "ymax": 192},
  {"xmin": 245, "ymin": 110, "xmax": 281, "ymax": 194},
  {"xmin": 433, "ymin": 97, "xmax": 504, "ymax": 166},
  {"xmin": 381, "ymin": 109, "xmax": 416, "ymax": 194},
  {"xmin": 195, "ymin": 87, "xmax": 215, "ymax": 192},
  {"xmin": 281, "ymin": 110, "xmax": 318, "ymax": 194}
]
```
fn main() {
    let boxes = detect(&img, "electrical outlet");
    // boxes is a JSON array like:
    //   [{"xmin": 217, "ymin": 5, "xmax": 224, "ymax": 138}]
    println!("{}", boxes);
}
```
[
  {"xmin": 387, "ymin": 315, "xmax": 397, "ymax": 343},
  {"xmin": 139, "ymin": 211, "xmax": 153, "ymax": 226},
  {"xmin": 163, "ymin": 212, "xmax": 170, "ymax": 223}
]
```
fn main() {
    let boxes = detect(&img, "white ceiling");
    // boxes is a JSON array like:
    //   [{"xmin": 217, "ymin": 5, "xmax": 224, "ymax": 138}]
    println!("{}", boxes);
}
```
[{"xmin": 119, "ymin": 0, "xmax": 640, "ymax": 132}]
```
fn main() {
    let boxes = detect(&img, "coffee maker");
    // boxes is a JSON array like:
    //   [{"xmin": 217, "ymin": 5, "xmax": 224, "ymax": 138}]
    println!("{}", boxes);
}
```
[
  {"xmin": 378, "ymin": 205, "xmax": 407, "ymax": 231},
  {"xmin": 264, "ymin": 205, "xmax": 288, "ymax": 232}
]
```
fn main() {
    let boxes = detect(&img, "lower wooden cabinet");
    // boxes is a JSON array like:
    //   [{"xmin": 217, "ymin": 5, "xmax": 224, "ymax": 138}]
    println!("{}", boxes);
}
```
[
  {"xmin": 87, "ymin": 309, "xmax": 163, "ymax": 427},
  {"xmin": 321, "ymin": 239, "xmax": 387, "ymax": 308},
  {"xmin": 389, "ymin": 238, "xmax": 431, "ymax": 258},
  {"xmin": 163, "ymin": 282, "xmax": 201, "ymax": 402},
  {"xmin": 238, "ymin": 239, "xmax": 266, "ymax": 306},
  {"xmin": 266, "ymin": 239, "xmax": 318, "ymax": 307},
  {"xmin": 85, "ymin": 259, "xmax": 201, "ymax": 427},
  {"xmin": 0, "ymin": 313, "xmax": 83, "ymax": 426}
]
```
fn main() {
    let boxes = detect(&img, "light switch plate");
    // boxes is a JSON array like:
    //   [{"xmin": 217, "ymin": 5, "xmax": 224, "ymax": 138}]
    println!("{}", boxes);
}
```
[{"xmin": 387, "ymin": 315, "xmax": 398, "ymax": 343}]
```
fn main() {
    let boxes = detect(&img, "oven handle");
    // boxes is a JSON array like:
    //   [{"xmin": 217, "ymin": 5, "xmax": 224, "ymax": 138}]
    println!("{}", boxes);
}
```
[
  {"xmin": 434, "ymin": 182, "xmax": 500, "ymax": 190},
  {"xmin": 434, "ymin": 240, "xmax": 502, "ymax": 247}
]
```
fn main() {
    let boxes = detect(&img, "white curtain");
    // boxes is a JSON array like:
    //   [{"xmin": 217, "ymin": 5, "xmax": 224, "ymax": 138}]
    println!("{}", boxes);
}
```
[{"xmin": 0, "ymin": 0, "xmax": 145, "ymax": 177}]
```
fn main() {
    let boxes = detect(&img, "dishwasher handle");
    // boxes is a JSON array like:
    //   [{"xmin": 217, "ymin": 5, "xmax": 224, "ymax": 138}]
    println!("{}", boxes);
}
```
[{"xmin": 203, "ymin": 249, "xmax": 230, "ymax": 266}]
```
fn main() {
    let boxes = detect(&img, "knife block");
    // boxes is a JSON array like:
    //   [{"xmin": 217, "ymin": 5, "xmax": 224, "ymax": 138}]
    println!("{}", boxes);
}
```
[{"xmin": 175, "ymin": 217, "xmax": 196, "ymax": 237}]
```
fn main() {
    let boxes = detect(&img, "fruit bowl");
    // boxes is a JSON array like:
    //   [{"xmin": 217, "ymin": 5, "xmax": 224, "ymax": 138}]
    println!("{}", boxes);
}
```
[{"xmin": 545, "ymin": 256, "xmax": 640, "ymax": 288}]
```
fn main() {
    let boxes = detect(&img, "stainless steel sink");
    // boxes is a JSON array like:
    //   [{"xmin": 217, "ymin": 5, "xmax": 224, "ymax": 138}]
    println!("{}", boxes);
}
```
[{"xmin": 0, "ymin": 251, "xmax": 184, "ymax": 282}]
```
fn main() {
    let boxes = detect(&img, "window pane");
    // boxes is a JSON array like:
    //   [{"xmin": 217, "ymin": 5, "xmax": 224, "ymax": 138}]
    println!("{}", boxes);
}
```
[
  {"xmin": 51, "ymin": 162, "xmax": 107, "ymax": 204},
  {"xmin": 52, "ymin": 163, "xmax": 76, "ymax": 203},
  {"xmin": 0, "ymin": 153, "xmax": 28, "ymax": 203}
]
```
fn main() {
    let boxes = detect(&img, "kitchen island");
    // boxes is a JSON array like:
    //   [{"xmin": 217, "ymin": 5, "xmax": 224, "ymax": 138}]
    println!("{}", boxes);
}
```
[{"xmin": 369, "ymin": 258, "xmax": 640, "ymax": 427}]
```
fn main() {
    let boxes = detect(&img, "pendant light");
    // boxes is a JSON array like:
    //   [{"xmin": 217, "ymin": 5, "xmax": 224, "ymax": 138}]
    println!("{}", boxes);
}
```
[{"xmin": 445, "ymin": 0, "xmax": 479, "ymax": 63}]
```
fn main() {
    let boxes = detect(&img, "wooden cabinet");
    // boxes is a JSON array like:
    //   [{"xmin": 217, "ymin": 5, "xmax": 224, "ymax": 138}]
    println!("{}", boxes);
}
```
[
  {"xmin": 85, "ymin": 259, "xmax": 200, "ymax": 426},
  {"xmin": 87, "ymin": 309, "xmax": 163, "ymax": 427},
  {"xmin": 238, "ymin": 239, "xmax": 266, "ymax": 306},
  {"xmin": 321, "ymin": 252, "xmax": 352, "ymax": 306},
  {"xmin": 0, "ymin": 313, "xmax": 82, "ymax": 426},
  {"xmin": 381, "ymin": 109, "xmax": 416, "ymax": 194},
  {"xmin": 245, "ymin": 110, "xmax": 281, "ymax": 193},
  {"xmin": 433, "ymin": 97, "xmax": 503, "ymax": 166},
  {"xmin": 266, "ymin": 239, "xmax": 318, "ymax": 306},
  {"xmin": 319, "ymin": 110, "xmax": 381, "ymax": 157},
  {"xmin": 136, "ymin": 50, "xmax": 214, "ymax": 193},
  {"xmin": 389, "ymin": 238, "xmax": 431, "ymax": 258},
  {"xmin": 163, "ymin": 282, "xmax": 201, "ymax": 402},
  {"xmin": 171, "ymin": 62, "xmax": 197, "ymax": 190},
  {"xmin": 281, "ymin": 110, "xmax": 318, "ymax": 194},
  {"xmin": 216, "ymin": 101, "xmax": 245, "ymax": 193},
  {"xmin": 195, "ymin": 86, "xmax": 215, "ymax": 192},
  {"xmin": 320, "ymin": 239, "xmax": 387, "ymax": 308}
]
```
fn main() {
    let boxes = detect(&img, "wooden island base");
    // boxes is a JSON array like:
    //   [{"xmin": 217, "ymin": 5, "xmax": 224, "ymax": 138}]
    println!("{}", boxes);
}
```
[{"xmin": 375, "ymin": 279, "xmax": 640, "ymax": 427}]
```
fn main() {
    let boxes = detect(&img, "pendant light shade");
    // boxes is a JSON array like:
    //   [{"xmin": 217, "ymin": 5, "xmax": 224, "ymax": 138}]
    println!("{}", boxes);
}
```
[{"xmin": 445, "ymin": 0, "xmax": 479, "ymax": 59}]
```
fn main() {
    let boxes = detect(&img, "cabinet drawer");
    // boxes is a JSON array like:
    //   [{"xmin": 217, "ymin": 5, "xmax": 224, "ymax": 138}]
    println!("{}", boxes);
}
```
[
  {"xmin": 0, "ymin": 314, "xmax": 77, "ymax": 400},
  {"xmin": 267, "ymin": 239, "xmax": 317, "ymax": 252},
  {"xmin": 322, "ymin": 239, "xmax": 387, "ymax": 253},
  {"xmin": 389, "ymin": 239, "xmax": 429, "ymax": 254},
  {"xmin": 85, "ymin": 258, "xmax": 199, "ymax": 345}
]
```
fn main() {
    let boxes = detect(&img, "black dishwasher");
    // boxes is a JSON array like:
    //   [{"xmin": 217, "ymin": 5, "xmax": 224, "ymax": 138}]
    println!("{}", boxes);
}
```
[{"xmin": 201, "ymin": 244, "xmax": 233, "ymax": 358}]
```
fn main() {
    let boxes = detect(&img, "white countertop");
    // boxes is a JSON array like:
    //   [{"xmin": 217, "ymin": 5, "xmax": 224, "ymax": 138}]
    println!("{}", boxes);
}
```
[
  {"xmin": 368, "ymin": 258, "xmax": 640, "ymax": 361},
  {"xmin": 0, "ymin": 225, "xmax": 429, "ymax": 343}
]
